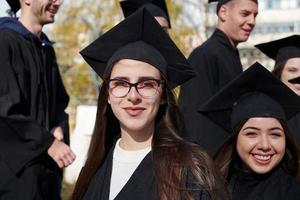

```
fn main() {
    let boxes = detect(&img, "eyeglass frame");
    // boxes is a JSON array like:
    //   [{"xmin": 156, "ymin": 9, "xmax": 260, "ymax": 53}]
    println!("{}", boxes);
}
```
[{"xmin": 105, "ymin": 78, "xmax": 163, "ymax": 98}]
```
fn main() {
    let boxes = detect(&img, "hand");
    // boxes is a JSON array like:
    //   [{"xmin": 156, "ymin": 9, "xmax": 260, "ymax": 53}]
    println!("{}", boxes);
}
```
[
  {"xmin": 47, "ymin": 139, "xmax": 76, "ymax": 168},
  {"xmin": 51, "ymin": 126, "xmax": 64, "ymax": 141}
]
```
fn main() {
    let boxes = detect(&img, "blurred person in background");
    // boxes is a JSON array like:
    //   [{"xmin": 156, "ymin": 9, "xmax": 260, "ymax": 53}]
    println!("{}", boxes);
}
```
[{"xmin": 0, "ymin": 0, "xmax": 75, "ymax": 199}]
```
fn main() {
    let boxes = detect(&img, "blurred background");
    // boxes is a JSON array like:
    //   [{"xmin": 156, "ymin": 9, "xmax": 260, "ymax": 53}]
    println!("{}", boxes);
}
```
[{"xmin": 1, "ymin": 0, "xmax": 300, "ymax": 198}]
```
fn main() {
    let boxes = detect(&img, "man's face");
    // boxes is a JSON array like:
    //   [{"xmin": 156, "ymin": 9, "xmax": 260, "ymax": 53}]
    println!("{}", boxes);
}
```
[
  {"xmin": 31, "ymin": 0, "xmax": 63, "ymax": 25},
  {"xmin": 221, "ymin": 0, "xmax": 258, "ymax": 46}
]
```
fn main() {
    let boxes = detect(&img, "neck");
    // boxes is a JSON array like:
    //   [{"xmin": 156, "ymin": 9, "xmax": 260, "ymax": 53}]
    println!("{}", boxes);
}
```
[
  {"xmin": 217, "ymin": 24, "xmax": 238, "ymax": 48},
  {"xmin": 19, "ymin": 13, "xmax": 43, "ymax": 37},
  {"xmin": 119, "ymin": 126, "xmax": 154, "ymax": 151}
]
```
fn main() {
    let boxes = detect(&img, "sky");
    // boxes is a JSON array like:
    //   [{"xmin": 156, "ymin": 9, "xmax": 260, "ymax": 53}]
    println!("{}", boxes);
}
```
[{"xmin": 0, "ymin": 1, "xmax": 10, "ymax": 17}]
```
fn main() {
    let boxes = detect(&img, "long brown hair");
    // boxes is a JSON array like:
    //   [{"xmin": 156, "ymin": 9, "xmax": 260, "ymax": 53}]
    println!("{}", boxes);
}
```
[
  {"xmin": 214, "ymin": 119, "xmax": 300, "ymax": 182},
  {"xmin": 71, "ymin": 66, "xmax": 223, "ymax": 200}
]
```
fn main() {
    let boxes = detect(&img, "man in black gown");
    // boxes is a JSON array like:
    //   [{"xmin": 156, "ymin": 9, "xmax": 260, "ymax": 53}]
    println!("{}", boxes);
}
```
[
  {"xmin": 179, "ymin": 0, "xmax": 258, "ymax": 154},
  {"xmin": 0, "ymin": 0, "xmax": 75, "ymax": 199}
]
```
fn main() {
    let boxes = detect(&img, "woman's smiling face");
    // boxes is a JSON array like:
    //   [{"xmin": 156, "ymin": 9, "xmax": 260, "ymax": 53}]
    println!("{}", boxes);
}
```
[
  {"xmin": 236, "ymin": 117, "xmax": 286, "ymax": 174},
  {"xmin": 107, "ymin": 59, "xmax": 163, "ymax": 134}
]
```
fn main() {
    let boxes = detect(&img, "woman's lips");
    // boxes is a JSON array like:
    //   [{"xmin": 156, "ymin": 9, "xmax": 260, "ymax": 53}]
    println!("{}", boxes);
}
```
[{"xmin": 124, "ymin": 107, "xmax": 145, "ymax": 116}]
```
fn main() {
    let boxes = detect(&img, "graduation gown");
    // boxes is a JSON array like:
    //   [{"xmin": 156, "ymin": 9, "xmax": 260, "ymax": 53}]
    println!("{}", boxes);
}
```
[
  {"xmin": 229, "ymin": 165, "xmax": 300, "ymax": 200},
  {"xmin": 82, "ymin": 146, "xmax": 213, "ymax": 200},
  {"xmin": 0, "ymin": 17, "xmax": 69, "ymax": 200},
  {"xmin": 287, "ymin": 112, "xmax": 300, "ymax": 143},
  {"xmin": 179, "ymin": 29, "xmax": 243, "ymax": 154}
]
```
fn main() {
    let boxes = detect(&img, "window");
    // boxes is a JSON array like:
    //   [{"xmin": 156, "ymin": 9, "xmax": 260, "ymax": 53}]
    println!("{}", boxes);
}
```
[{"xmin": 267, "ymin": 0, "xmax": 281, "ymax": 9}]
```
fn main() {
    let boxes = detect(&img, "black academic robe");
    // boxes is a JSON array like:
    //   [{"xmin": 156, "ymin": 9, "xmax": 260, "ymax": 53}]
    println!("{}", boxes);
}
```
[
  {"xmin": 287, "ymin": 112, "xmax": 300, "ymax": 143},
  {"xmin": 229, "ymin": 165, "xmax": 300, "ymax": 200},
  {"xmin": 82, "ymin": 147, "xmax": 213, "ymax": 200},
  {"xmin": 179, "ymin": 29, "xmax": 243, "ymax": 154},
  {"xmin": 0, "ymin": 17, "xmax": 69, "ymax": 200}
]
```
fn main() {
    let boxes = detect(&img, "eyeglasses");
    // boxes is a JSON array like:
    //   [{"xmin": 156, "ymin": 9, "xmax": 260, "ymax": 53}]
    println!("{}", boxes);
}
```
[{"xmin": 106, "ymin": 78, "xmax": 162, "ymax": 98}]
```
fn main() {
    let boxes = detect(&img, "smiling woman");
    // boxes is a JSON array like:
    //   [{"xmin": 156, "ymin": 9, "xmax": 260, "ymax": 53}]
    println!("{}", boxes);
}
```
[
  {"xmin": 236, "ymin": 117, "xmax": 286, "ymax": 175},
  {"xmin": 200, "ymin": 62, "xmax": 300, "ymax": 200},
  {"xmin": 107, "ymin": 59, "xmax": 163, "ymax": 139},
  {"xmin": 71, "ymin": 8, "xmax": 227, "ymax": 200}
]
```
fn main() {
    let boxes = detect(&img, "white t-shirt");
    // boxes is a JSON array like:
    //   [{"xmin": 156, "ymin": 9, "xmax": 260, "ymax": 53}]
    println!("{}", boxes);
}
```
[{"xmin": 109, "ymin": 139, "xmax": 151, "ymax": 200}]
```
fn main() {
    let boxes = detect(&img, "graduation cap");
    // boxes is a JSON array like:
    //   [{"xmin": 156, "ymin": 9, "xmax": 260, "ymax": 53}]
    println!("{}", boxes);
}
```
[
  {"xmin": 255, "ymin": 35, "xmax": 300, "ymax": 68},
  {"xmin": 6, "ymin": 0, "xmax": 20, "ymax": 14},
  {"xmin": 120, "ymin": 0, "xmax": 171, "ymax": 28},
  {"xmin": 80, "ymin": 8, "xmax": 195, "ymax": 88},
  {"xmin": 199, "ymin": 62, "xmax": 300, "ymax": 133}
]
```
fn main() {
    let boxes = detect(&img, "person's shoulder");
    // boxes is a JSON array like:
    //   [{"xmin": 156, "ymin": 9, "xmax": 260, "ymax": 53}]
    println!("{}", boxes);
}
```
[
  {"xmin": 0, "ymin": 28, "xmax": 23, "ymax": 44},
  {"xmin": 189, "ymin": 35, "xmax": 223, "ymax": 61},
  {"xmin": 0, "ymin": 28, "xmax": 18, "ymax": 36},
  {"xmin": 280, "ymin": 171, "xmax": 300, "ymax": 187},
  {"xmin": 275, "ymin": 169, "xmax": 300, "ymax": 195},
  {"xmin": 191, "ymin": 37, "xmax": 215, "ymax": 54}
]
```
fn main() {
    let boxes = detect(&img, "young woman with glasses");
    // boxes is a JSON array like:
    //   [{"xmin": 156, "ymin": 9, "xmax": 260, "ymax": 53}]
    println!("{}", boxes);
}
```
[{"xmin": 71, "ymin": 9, "xmax": 226, "ymax": 200}]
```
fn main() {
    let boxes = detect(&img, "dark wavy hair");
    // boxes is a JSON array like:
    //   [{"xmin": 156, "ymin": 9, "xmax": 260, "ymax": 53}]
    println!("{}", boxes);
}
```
[
  {"xmin": 214, "ymin": 118, "xmax": 300, "ymax": 182},
  {"xmin": 71, "ymin": 63, "xmax": 223, "ymax": 200},
  {"xmin": 272, "ymin": 61, "xmax": 287, "ymax": 79}
]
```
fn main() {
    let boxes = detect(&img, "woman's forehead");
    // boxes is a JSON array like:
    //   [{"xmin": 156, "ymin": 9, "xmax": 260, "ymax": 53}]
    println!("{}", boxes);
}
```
[
  {"xmin": 241, "ymin": 117, "xmax": 283, "ymax": 130},
  {"xmin": 110, "ymin": 59, "xmax": 161, "ymax": 78}
]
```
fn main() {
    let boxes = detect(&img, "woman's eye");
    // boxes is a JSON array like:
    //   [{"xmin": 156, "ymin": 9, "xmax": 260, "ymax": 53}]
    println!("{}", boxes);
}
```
[
  {"xmin": 139, "ymin": 81, "xmax": 157, "ymax": 88},
  {"xmin": 240, "ymin": 11, "xmax": 250, "ymax": 17},
  {"xmin": 270, "ymin": 132, "xmax": 283, "ymax": 138},
  {"xmin": 287, "ymin": 68, "xmax": 297, "ymax": 72},
  {"xmin": 112, "ymin": 81, "xmax": 128, "ymax": 87},
  {"xmin": 244, "ymin": 132, "xmax": 257, "ymax": 137}
]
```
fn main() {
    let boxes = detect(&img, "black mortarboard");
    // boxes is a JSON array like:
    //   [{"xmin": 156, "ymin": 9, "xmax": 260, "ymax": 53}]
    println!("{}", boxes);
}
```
[
  {"xmin": 6, "ymin": 0, "xmax": 20, "ymax": 14},
  {"xmin": 80, "ymin": 8, "xmax": 195, "ymax": 88},
  {"xmin": 255, "ymin": 35, "xmax": 300, "ymax": 68},
  {"xmin": 120, "ymin": 0, "xmax": 171, "ymax": 28},
  {"xmin": 199, "ymin": 62, "xmax": 300, "ymax": 133}
]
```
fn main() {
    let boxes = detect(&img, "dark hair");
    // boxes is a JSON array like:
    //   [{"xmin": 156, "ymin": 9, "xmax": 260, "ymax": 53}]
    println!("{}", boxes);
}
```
[
  {"xmin": 272, "ymin": 61, "xmax": 287, "ymax": 79},
  {"xmin": 214, "ymin": 118, "xmax": 300, "ymax": 182},
  {"xmin": 71, "ymin": 63, "xmax": 223, "ymax": 200},
  {"xmin": 217, "ymin": 0, "xmax": 258, "ymax": 15}
]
